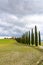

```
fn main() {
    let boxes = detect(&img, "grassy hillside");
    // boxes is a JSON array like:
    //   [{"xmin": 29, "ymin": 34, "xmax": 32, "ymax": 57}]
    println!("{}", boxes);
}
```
[{"xmin": 0, "ymin": 39, "xmax": 43, "ymax": 65}]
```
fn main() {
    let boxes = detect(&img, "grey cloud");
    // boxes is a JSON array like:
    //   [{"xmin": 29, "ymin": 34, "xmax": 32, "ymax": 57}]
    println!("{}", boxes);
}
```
[
  {"xmin": 0, "ymin": 0, "xmax": 43, "ymax": 38},
  {"xmin": 0, "ymin": 13, "xmax": 26, "ymax": 37},
  {"xmin": 8, "ymin": 0, "xmax": 43, "ymax": 15},
  {"xmin": 0, "ymin": 13, "xmax": 43, "ymax": 38},
  {"xmin": 0, "ymin": 0, "xmax": 43, "ymax": 16}
]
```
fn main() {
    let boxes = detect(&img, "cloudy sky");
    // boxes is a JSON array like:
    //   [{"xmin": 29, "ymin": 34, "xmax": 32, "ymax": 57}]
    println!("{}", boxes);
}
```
[{"xmin": 0, "ymin": 0, "xmax": 43, "ymax": 40}]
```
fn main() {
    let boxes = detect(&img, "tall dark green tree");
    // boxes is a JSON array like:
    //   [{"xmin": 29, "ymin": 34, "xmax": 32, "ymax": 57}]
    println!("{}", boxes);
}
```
[
  {"xmin": 22, "ymin": 34, "xmax": 25, "ymax": 43},
  {"xmin": 39, "ymin": 31, "xmax": 41, "ymax": 45},
  {"xmin": 29, "ymin": 31, "xmax": 30, "ymax": 45},
  {"xmin": 35, "ymin": 26, "xmax": 38, "ymax": 46},
  {"xmin": 31, "ymin": 29, "xmax": 34, "ymax": 45},
  {"xmin": 25, "ymin": 32, "xmax": 28, "ymax": 44}
]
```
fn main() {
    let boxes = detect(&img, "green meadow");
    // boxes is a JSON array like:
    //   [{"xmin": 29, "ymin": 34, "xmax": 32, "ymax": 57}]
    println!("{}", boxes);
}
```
[{"xmin": 0, "ymin": 39, "xmax": 43, "ymax": 65}]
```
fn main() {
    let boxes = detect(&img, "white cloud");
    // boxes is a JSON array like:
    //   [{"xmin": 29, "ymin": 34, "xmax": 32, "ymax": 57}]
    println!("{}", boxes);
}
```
[
  {"xmin": 0, "ymin": 12, "xmax": 43, "ymax": 39},
  {"xmin": 21, "ymin": 14, "xmax": 43, "ymax": 24},
  {"xmin": 0, "ymin": 0, "xmax": 43, "ymax": 40}
]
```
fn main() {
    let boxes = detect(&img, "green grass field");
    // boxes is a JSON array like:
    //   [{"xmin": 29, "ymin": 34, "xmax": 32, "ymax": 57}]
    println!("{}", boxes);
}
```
[{"xmin": 0, "ymin": 39, "xmax": 43, "ymax": 65}]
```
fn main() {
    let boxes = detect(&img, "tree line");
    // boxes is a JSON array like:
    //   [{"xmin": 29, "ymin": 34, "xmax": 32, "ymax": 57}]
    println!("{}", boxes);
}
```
[{"xmin": 15, "ymin": 26, "xmax": 41, "ymax": 46}]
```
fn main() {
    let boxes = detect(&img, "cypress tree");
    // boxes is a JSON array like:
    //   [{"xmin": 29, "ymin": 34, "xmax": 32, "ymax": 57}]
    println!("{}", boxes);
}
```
[
  {"xmin": 24, "ymin": 34, "xmax": 26, "ymax": 44},
  {"xmin": 39, "ymin": 31, "xmax": 41, "ymax": 45},
  {"xmin": 31, "ymin": 29, "xmax": 34, "ymax": 45},
  {"xmin": 22, "ymin": 34, "xmax": 25, "ymax": 43},
  {"xmin": 29, "ymin": 31, "xmax": 30, "ymax": 45},
  {"xmin": 35, "ymin": 26, "xmax": 38, "ymax": 46},
  {"xmin": 26, "ymin": 32, "xmax": 29, "ymax": 44},
  {"xmin": 28, "ymin": 31, "xmax": 29, "ymax": 44}
]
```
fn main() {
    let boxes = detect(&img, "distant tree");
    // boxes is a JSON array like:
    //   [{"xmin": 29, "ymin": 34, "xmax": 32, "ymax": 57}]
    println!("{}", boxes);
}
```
[
  {"xmin": 15, "ymin": 25, "xmax": 41, "ymax": 47},
  {"xmin": 39, "ymin": 31, "xmax": 41, "ymax": 45},
  {"xmin": 15, "ymin": 37, "xmax": 20, "ymax": 42},
  {"xmin": 35, "ymin": 26, "xmax": 38, "ymax": 46},
  {"xmin": 31, "ymin": 29, "xmax": 34, "ymax": 45},
  {"xmin": 11, "ymin": 36, "xmax": 15, "ymax": 39},
  {"xmin": 29, "ymin": 31, "xmax": 30, "ymax": 45},
  {"xmin": 24, "ymin": 33, "xmax": 26, "ymax": 44},
  {"xmin": 22, "ymin": 33, "xmax": 26, "ymax": 44},
  {"xmin": 25, "ymin": 32, "xmax": 28, "ymax": 44},
  {"xmin": 22, "ymin": 34, "xmax": 25, "ymax": 43}
]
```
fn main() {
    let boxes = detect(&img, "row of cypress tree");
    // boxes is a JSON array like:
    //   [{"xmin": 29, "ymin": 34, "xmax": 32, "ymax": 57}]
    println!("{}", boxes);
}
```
[{"xmin": 16, "ymin": 26, "xmax": 41, "ymax": 46}]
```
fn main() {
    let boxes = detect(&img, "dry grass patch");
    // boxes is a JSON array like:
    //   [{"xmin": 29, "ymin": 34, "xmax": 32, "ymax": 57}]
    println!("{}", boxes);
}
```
[{"xmin": 0, "ymin": 39, "xmax": 43, "ymax": 65}]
